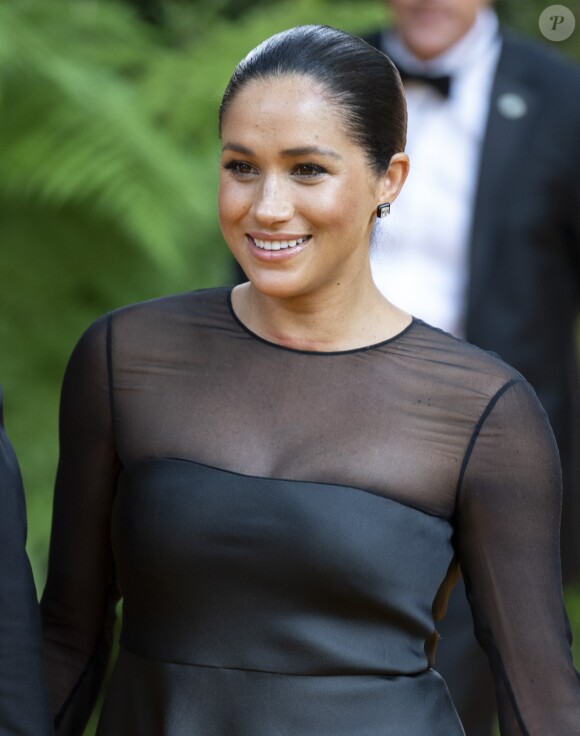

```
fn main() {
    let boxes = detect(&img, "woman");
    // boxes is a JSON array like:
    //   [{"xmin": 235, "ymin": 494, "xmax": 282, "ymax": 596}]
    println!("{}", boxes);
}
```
[
  {"xmin": 0, "ymin": 388, "xmax": 51, "ymax": 734},
  {"xmin": 41, "ymin": 25, "xmax": 580, "ymax": 735}
]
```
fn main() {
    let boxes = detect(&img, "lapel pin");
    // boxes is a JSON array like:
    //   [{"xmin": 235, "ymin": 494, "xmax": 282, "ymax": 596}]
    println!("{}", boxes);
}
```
[{"xmin": 497, "ymin": 92, "xmax": 528, "ymax": 119}]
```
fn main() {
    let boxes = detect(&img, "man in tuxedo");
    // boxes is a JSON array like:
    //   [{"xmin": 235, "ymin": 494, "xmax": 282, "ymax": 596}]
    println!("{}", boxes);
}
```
[
  {"xmin": 0, "ymin": 389, "xmax": 51, "ymax": 734},
  {"xmin": 366, "ymin": 1, "xmax": 580, "ymax": 734}
]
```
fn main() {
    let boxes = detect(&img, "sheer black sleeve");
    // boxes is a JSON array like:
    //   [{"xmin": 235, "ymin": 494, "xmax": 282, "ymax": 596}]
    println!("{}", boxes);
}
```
[
  {"xmin": 0, "ymin": 389, "xmax": 52, "ymax": 735},
  {"xmin": 40, "ymin": 316, "xmax": 121, "ymax": 735},
  {"xmin": 455, "ymin": 378, "xmax": 580, "ymax": 734}
]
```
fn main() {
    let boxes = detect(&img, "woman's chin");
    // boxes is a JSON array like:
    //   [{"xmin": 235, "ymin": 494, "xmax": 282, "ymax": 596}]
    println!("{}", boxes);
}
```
[{"xmin": 244, "ymin": 269, "xmax": 312, "ymax": 301}]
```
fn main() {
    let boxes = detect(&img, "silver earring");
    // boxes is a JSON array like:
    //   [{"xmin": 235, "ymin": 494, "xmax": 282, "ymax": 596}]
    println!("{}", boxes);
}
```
[{"xmin": 377, "ymin": 203, "xmax": 391, "ymax": 218}]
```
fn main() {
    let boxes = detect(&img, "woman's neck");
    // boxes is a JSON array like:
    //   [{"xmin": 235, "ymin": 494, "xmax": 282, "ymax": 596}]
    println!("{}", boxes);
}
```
[{"xmin": 231, "ymin": 276, "xmax": 411, "ymax": 352}]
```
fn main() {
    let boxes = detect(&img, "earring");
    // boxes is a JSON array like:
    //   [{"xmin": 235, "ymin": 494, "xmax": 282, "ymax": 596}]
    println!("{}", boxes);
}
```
[{"xmin": 377, "ymin": 203, "xmax": 391, "ymax": 218}]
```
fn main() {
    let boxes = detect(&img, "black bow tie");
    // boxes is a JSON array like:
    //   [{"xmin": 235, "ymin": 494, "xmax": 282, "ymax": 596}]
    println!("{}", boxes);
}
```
[{"xmin": 395, "ymin": 65, "xmax": 452, "ymax": 98}]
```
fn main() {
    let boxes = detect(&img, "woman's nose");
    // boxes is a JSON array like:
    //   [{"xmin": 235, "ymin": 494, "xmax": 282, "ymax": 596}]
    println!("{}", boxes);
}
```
[{"xmin": 252, "ymin": 176, "xmax": 294, "ymax": 225}]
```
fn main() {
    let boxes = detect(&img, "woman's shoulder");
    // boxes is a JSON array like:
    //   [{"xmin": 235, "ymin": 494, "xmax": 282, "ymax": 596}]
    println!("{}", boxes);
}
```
[
  {"xmin": 82, "ymin": 287, "xmax": 231, "ymax": 336},
  {"xmin": 111, "ymin": 286, "xmax": 231, "ymax": 323},
  {"xmin": 397, "ymin": 320, "xmax": 550, "ymax": 443},
  {"xmin": 68, "ymin": 287, "xmax": 233, "ymax": 365},
  {"xmin": 402, "ymin": 318, "xmax": 526, "ymax": 397}
]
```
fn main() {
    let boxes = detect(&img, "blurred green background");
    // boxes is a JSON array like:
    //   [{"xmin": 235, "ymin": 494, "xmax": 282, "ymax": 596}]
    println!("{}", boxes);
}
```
[{"xmin": 0, "ymin": 0, "xmax": 578, "ymax": 732}]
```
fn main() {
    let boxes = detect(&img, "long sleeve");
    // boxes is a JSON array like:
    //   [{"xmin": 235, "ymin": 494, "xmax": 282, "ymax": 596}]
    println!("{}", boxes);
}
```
[
  {"xmin": 40, "ymin": 315, "xmax": 121, "ymax": 735},
  {"xmin": 0, "ymin": 388, "xmax": 52, "ymax": 735},
  {"xmin": 455, "ymin": 378, "xmax": 580, "ymax": 734}
]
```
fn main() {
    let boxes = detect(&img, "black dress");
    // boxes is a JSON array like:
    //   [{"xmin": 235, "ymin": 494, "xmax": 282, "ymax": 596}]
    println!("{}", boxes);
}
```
[
  {"xmin": 41, "ymin": 288, "xmax": 580, "ymax": 735},
  {"xmin": 0, "ymin": 389, "xmax": 52, "ymax": 735}
]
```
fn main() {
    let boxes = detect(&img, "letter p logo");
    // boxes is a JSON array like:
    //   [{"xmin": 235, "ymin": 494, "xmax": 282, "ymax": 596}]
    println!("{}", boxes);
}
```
[{"xmin": 539, "ymin": 5, "xmax": 576, "ymax": 40}]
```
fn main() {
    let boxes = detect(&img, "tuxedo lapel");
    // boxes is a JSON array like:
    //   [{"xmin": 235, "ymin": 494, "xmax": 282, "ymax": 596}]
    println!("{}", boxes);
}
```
[{"xmin": 467, "ymin": 31, "xmax": 542, "ymax": 321}]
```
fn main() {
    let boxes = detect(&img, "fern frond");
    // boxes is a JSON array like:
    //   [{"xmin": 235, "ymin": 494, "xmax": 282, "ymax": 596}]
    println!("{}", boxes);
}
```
[{"xmin": 0, "ymin": 3, "xmax": 214, "ymax": 270}]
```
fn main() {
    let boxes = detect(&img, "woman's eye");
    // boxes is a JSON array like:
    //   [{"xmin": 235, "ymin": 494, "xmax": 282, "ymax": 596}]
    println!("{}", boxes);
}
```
[
  {"xmin": 293, "ymin": 163, "xmax": 326, "ymax": 178},
  {"xmin": 223, "ymin": 160, "xmax": 257, "ymax": 176}
]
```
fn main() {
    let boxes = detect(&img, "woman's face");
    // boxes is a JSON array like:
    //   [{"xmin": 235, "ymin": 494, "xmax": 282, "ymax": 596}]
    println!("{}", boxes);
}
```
[{"xmin": 218, "ymin": 74, "xmax": 401, "ymax": 300}]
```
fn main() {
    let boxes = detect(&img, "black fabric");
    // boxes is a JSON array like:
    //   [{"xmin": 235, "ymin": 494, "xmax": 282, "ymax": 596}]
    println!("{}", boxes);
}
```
[
  {"xmin": 41, "ymin": 288, "xmax": 580, "ymax": 735},
  {"xmin": 362, "ymin": 30, "xmax": 452, "ymax": 97},
  {"xmin": 434, "ymin": 582, "xmax": 496, "ymax": 736},
  {"xmin": 0, "ymin": 388, "xmax": 52, "ymax": 735},
  {"xmin": 395, "ymin": 64, "xmax": 451, "ymax": 97}
]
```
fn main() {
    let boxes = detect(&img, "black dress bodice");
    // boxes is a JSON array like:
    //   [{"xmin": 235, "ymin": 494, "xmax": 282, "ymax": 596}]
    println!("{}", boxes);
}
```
[{"xmin": 41, "ymin": 288, "xmax": 580, "ymax": 735}]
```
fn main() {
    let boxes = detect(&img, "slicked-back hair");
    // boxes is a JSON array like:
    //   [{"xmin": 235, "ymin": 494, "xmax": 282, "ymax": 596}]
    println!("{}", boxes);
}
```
[{"xmin": 219, "ymin": 24, "xmax": 407, "ymax": 175}]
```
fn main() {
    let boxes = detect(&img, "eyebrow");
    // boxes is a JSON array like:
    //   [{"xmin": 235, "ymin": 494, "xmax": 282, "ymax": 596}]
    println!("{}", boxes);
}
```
[{"xmin": 222, "ymin": 143, "xmax": 342, "ymax": 160}]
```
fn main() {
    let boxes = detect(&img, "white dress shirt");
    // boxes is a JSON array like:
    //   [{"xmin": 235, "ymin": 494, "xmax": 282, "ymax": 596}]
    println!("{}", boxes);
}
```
[{"xmin": 370, "ymin": 10, "xmax": 501, "ymax": 337}]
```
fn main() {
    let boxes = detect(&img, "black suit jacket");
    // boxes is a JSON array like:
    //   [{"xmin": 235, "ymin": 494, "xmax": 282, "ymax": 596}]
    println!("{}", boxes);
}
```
[
  {"xmin": 0, "ymin": 389, "xmax": 52, "ymax": 734},
  {"xmin": 366, "ymin": 29, "xmax": 580, "ymax": 579}
]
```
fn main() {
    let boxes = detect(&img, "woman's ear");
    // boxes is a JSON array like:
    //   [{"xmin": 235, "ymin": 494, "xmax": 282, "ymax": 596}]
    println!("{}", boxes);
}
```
[{"xmin": 378, "ymin": 152, "xmax": 410, "ymax": 206}]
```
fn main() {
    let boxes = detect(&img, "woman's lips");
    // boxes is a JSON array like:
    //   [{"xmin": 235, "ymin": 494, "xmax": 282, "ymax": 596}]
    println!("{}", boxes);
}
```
[
  {"xmin": 246, "ymin": 234, "xmax": 312, "ymax": 260},
  {"xmin": 252, "ymin": 235, "xmax": 310, "ymax": 251}
]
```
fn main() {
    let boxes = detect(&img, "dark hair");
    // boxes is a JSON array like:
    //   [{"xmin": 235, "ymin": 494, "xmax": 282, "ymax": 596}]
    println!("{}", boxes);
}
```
[{"xmin": 219, "ymin": 25, "xmax": 407, "ymax": 176}]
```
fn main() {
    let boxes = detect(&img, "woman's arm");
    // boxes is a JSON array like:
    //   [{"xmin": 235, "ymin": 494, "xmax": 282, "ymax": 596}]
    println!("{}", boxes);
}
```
[
  {"xmin": 455, "ymin": 378, "xmax": 580, "ymax": 734},
  {"xmin": 0, "ymin": 388, "xmax": 52, "ymax": 735},
  {"xmin": 41, "ymin": 315, "xmax": 122, "ymax": 735}
]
